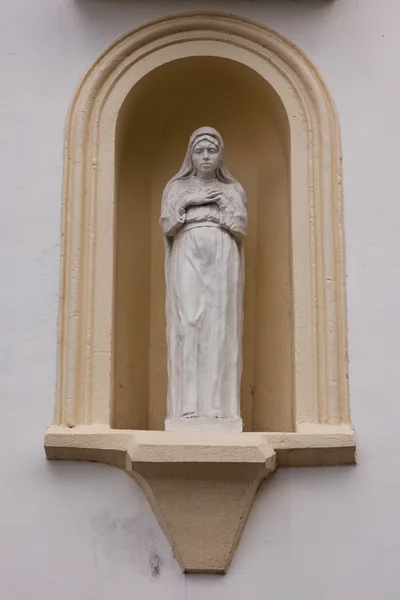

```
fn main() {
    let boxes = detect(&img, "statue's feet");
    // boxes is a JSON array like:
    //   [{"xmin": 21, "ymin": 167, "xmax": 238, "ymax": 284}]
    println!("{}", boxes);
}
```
[
  {"xmin": 182, "ymin": 412, "xmax": 198, "ymax": 419},
  {"xmin": 207, "ymin": 410, "xmax": 224, "ymax": 419}
]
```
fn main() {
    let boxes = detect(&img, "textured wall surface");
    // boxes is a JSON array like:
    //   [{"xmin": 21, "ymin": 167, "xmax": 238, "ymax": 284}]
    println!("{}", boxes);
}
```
[{"xmin": 1, "ymin": 1, "xmax": 399, "ymax": 598}]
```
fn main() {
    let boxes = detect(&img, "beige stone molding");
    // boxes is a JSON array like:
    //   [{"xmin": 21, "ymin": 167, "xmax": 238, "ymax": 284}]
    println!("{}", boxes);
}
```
[
  {"xmin": 45, "ymin": 12, "xmax": 356, "ymax": 574},
  {"xmin": 45, "ymin": 426, "xmax": 355, "ymax": 470}
]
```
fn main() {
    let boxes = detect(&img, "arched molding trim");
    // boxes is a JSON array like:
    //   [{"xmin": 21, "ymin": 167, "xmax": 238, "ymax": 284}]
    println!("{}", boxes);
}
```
[
  {"xmin": 54, "ymin": 11, "xmax": 351, "ymax": 432},
  {"xmin": 45, "ymin": 12, "xmax": 355, "ymax": 574}
]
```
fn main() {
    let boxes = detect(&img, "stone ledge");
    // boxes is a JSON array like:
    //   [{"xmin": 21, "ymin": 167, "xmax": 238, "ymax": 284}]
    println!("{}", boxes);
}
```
[{"xmin": 44, "ymin": 425, "xmax": 356, "ymax": 468}]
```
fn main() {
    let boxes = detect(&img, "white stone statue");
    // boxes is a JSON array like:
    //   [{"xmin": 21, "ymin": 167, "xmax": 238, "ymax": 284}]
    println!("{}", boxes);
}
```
[{"xmin": 160, "ymin": 127, "xmax": 247, "ymax": 432}]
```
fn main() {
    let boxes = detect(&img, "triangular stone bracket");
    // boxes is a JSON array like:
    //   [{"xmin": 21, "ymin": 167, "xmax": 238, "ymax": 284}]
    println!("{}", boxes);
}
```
[
  {"xmin": 45, "ymin": 426, "xmax": 355, "ymax": 573},
  {"xmin": 127, "ymin": 432, "xmax": 276, "ymax": 573}
]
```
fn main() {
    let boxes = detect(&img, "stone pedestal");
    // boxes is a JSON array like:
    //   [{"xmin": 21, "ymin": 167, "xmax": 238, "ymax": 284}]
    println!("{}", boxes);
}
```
[{"xmin": 165, "ymin": 417, "xmax": 243, "ymax": 433}]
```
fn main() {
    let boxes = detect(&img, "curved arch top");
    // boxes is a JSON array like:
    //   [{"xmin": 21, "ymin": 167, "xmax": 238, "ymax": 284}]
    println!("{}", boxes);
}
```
[
  {"xmin": 55, "ymin": 12, "xmax": 351, "ymax": 438},
  {"xmin": 69, "ymin": 11, "xmax": 338, "ymax": 134}
]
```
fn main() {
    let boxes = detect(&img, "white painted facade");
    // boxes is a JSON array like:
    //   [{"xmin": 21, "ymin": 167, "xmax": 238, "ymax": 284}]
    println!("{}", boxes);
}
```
[{"xmin": 1, "ymin": 0, "xmax": 399, "ymax": 598}]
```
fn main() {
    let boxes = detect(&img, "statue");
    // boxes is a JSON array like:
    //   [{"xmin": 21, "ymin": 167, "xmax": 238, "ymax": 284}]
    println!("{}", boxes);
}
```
[{"xmin": 160, "ymin": 127, "xmax": 247, "ymax": 431}]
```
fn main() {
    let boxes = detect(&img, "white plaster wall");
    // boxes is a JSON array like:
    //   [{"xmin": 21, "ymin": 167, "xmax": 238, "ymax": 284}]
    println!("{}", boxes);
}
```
[{"xmin": 1, "ymin": 0, "xmax": 399, "ymax": 598}]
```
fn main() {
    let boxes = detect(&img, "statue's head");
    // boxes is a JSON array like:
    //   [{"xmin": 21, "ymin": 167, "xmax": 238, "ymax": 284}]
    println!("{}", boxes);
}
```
[
  {"xmin": 167, "ymin": 126, "xmax": 237, "ymax": 186},
  {"xmin": 191, "ymin": 130, "xmax": 221, "ymax": 178}
]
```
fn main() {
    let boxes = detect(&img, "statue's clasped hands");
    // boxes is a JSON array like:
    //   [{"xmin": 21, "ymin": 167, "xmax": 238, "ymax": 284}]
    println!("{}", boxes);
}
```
[
  {"xmin": 182, "ymin": 187, "xmax": 229, "ymax": 208},
  {"xmin": 204, "ymin": 189, "xmax": 226, "ymax": 205}
]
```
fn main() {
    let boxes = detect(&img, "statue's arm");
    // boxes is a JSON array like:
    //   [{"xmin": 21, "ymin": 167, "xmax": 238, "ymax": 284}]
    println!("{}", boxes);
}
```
[
  {"xmin": 219, "ymin": 184, "xmax": 248, "ymax": 239},
  {"xmin": 160, "ymin": 184, "xmax": 216, "ymax": 236},
  {"xmin": 159, "ymin": 182, "xmax": 186, "ymax": 236}
]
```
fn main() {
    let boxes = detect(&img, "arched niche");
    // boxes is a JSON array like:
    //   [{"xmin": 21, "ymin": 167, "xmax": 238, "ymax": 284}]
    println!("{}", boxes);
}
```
[
  {"xmin": 52, "ymin": 12, "xmax": 352, "ymax": 438},
  {"xmin": 46, "ymin": 15, "xmax": 355, "ymax": 572},
  {"xmin": 114, "ymin": 56, "xmax": 291, "ymax": 432}
]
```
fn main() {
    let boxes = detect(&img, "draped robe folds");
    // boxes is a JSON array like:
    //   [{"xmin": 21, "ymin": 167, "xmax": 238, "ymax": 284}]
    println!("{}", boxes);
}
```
[{"xmin": 160, "ymin": 176, "xmax": 247, "ymax": 419}]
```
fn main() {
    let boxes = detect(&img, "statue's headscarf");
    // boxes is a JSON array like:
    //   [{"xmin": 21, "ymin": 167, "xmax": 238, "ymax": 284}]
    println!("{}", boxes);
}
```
[
  {"xmin": 165, "ymin": 126, "xmax": 238, "ymax": 189},
  {"xmin": 161, "ymin": 127, "xmax": 245, "ymax": 317}
]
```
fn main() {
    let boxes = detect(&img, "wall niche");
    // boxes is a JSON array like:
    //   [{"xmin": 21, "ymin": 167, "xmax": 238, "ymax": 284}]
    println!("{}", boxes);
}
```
[
  {"xmin": 47, "ymin": 12, "xmax": 353, "ymax": 436},
  {"xmin": 45, "ymin": 13, "xmax": 355, "ymax": 574},
  {"xmin": 113, "ymin": 56, "xmax": 292, "ymax": 433}
]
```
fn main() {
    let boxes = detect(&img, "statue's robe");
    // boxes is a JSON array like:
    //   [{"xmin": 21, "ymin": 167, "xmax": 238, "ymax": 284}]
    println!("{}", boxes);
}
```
[{"xmin": 160, "ymin": 176, "xmax": 247, "ymax": 418}]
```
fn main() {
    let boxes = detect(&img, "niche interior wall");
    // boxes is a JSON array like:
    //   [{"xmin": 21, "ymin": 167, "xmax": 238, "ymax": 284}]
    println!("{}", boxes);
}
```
[{"xmin": 113, "ymin": 56, "xmax": 292, "ymax": 433}]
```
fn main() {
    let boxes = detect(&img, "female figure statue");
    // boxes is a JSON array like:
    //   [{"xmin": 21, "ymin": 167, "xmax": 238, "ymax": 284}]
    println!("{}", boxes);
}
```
[{"xmin": 160, "ymin": 127, "xmax": 247, "ymax": 426}]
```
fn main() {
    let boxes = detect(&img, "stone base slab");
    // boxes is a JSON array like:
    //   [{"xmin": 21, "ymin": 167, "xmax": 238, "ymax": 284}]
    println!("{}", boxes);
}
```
[{"xmin": 165, "ymin": 417, "xmax": 243, "ymax": 433}]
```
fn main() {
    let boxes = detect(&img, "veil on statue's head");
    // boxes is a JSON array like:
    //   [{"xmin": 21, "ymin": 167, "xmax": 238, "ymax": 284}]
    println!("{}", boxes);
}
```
[{"xmin": 165, "ymin": 126, "xmax": 238, "ymax": 189}]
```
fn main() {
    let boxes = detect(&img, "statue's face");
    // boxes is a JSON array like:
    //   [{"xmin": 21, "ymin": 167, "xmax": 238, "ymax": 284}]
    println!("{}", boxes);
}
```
[{"xmin": 192, "ymin": 140, "xmax": 220, "ymax": 176}]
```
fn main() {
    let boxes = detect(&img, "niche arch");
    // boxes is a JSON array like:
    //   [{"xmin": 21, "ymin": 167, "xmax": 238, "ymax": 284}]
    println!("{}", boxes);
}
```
[{"xmin": 52, "ymin": 12, "xmax": 352, "ymax": 437}]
